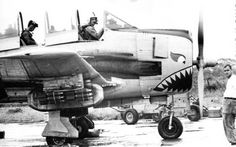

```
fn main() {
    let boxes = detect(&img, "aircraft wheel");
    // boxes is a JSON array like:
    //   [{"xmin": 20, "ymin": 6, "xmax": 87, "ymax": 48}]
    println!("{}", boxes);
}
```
[
  {"xmin": 76, "ymin": 118, "xmax": 89, "ymax": 139},
  {"xmin": 46, "ymin": 137, "xmax": 70, "ymax": 146},
  {"xmin": 158, "ymin": 116, "xmax": 183, "ymax": 139},
  {"xmin": 83, "ymin": 116, "xmax": 95, "ymax": 129},
  {"xmin": 187, "ymin": 104, "xmax": 201, "ymax": 121},
  {"xmin": 123, "ymin": 109, "xmax": 139, "ymax": 125}
]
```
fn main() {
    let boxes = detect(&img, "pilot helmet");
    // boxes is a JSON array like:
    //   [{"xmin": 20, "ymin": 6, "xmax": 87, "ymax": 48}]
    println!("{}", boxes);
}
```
[{"xmin": 28, "ymin": 20, "xmax": 38, "ymax": 28}]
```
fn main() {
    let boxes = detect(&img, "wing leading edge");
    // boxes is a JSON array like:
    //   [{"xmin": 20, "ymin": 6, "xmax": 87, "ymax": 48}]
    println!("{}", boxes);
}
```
[
  {"xmin": 0, "ymin": 50, "xmax": 112, "ymax": 87},
  {"xmin": 0, "ymin": 49, "xmax": 116, "ymax": 110}
]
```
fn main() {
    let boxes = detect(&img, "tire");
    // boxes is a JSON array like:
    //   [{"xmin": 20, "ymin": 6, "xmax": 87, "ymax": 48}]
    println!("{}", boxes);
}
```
[
  {"xmin": 76, "ymin": 118, "xmax": 89, "ymax": 139},
  {"xmin": 187, "ymin": 104, "xmax": 201, "ymax": 121},
  {"xmin": 158, "ymin": 116, "xmax": 183, "ymax": 139},
  {"xmin": 83, "ymin": 116, "xmax": 95, "ymax": 129},
  {"xmin": 123, "ymin": 109, "xmax": 139, "ymax": 125},
  {"xmin": 46, "ymin": 137, "xmax": 68, "ymax": 146}
]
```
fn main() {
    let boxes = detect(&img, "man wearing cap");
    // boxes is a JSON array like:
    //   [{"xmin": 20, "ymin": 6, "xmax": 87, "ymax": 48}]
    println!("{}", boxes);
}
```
[
  {"xmin": 223, "ymin": 64, "xmax": 236, "ymax": 145},
  {"xmin": 82, "ymin": 17, "xmax": 104, "ymax": 40},
  {"xmin": 20, "ymin": 20, "xmax": 38, "ymax": 45}
]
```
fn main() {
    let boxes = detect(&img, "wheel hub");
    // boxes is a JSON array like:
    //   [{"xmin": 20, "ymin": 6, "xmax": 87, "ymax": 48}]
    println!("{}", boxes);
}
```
[
  {"xmin": 77, "ymin": 125, "xmax": 83, "ymax": 133},
  {"xmin": 164, "ymin": 121, "xmax": 178, "ymax": 135},
  {"xmin": 126, "ymin": 112, "xmax": 134, "ymax": 122},
  {"xmin": 52, "ymin": 137, "xmax": 66, "ymax": 146}
]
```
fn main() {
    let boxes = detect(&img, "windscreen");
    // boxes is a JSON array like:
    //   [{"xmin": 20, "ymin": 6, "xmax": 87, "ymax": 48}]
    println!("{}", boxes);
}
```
[
  {"xmin": 44, "ymin": 11, "xmax": 79, "ymax": 45},
  {"xmin": 104, "ymin": 11, "xmax": 137, "ymax": 30}
]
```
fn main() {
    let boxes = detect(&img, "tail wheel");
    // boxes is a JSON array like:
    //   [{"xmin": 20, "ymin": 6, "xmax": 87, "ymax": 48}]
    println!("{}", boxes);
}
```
[
  {"xmin": 123, "ymin": 109, "xmax": 139, "ymax": 125},
  {"xmin": 158, "ymin": 116, "xmax": 183, "ymax": 139},
  {"xmin": 187, "ymin": 104, "xmax": 201, "ymax": 121},
  {"xmin": 46, "ymin": 137, "xmax": 70, "ymax": 146}
]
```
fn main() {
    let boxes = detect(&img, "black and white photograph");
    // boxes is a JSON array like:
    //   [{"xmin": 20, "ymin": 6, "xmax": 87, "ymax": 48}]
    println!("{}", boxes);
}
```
[{"xmin": 0, "ymin": 0, "xmax": 236, "ymax": 146}]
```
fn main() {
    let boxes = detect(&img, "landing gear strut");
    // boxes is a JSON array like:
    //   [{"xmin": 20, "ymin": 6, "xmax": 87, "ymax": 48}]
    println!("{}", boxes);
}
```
[
  {"xmin": 157, "ymin": 95, "xmax": 183, "ymax": 139},
  {"xmin": 43, "ymin": 108, "xmax": 97, "ymax": 146}
]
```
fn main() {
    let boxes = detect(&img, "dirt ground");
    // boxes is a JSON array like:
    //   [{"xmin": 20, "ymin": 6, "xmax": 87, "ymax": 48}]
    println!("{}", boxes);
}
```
[{"xmin": 0, "ymin": 118, "xmax": 232, "ymax": 147}]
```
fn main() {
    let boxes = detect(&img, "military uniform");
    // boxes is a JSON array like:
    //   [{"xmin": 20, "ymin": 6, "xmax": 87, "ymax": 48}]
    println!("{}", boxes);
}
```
[
  {"xmin": 84, "ymin": 25, "xmax": 104, "ymax": 40},
  {"xmin": 223, "ymin": 74, "xmax": 236, "ymax": 144},
  {"xmin": 20, "ymin": 30, "xmax": 37, "ymax": 45},
  {"xmin": 81, "ymin": 16, "xmax": 104, "ymax": 41}
]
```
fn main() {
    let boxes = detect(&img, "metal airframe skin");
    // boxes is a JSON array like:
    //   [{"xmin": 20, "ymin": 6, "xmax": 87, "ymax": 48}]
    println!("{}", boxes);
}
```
[{"xmin": 0, "ymin": 11, "xmax": 193, "ymax": 109}]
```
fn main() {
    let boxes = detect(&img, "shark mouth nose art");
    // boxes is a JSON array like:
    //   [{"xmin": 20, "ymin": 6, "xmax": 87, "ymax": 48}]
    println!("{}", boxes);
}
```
[{"xmin": 154, "ymin": 66, "xmax": 192, "ymax": 93}]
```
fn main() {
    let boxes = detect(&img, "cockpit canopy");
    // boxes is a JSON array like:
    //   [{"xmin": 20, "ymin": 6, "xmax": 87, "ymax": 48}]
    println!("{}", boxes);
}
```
[
  {"xmin": 0, "ymin": 15, "xmax": 18, "ymax": 39},
  {"xmin": 44, "ymin": 10, "xmax": 137, "ymax": 45},
  {"xmin": 0, "ymin": 10, "xmax": 138, "ymax": 49},
  {"xmin": 45, "ymin": 11, "xmax": 77, "ymax": 34},
  {"xmin": 44, "ymin": 11, "xmax": 78, "ymax": 46},
  {"xmin": 104, "ymin": 11, "xmax": 137, "ymax": 30},
  {"xmin": 0, "ymin": 24, "xmax": 18, "ymax": 39},
  {"xmin": 44, "ymin": 10, "xmax": 137, "ymax": 33}
]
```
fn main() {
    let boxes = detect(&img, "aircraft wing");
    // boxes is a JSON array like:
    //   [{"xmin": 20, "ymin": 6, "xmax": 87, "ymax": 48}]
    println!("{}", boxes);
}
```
[{"xmin": 0, "ymin": 48, "xmax": 111, "ymax": 87}]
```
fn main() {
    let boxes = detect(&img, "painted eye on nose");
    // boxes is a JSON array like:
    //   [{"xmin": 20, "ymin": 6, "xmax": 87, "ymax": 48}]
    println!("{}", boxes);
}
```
[
  {"xmin": 177, "ymin": 56, "xmax": 186, "ymax": 64},
  {"xmin": 170, "ymin": 52, "xmax": 186, "ymax": 64}
]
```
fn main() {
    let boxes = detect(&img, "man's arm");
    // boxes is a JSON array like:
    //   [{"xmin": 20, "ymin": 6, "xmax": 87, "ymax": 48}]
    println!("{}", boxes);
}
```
[{"xmin": 85, "ymin": 26, "xmax": 104, "ymax": 40}]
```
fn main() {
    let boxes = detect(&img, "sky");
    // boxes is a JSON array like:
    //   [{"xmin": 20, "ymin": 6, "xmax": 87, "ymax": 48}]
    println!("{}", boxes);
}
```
[{"xmin": 0, "ymin": 0, "xmax": 235, "ymax": 60}]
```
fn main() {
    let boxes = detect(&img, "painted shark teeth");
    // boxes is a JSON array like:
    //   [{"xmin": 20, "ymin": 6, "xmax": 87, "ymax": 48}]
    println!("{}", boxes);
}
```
[{"xmin": 154, "ymin": 67, "xmax": 192, "ymax": 93}]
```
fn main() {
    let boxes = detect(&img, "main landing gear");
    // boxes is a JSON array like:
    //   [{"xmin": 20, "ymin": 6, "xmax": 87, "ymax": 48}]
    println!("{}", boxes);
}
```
[
  {"xmin": 43, "ymin": 108, "xmax": 97, "ymax": 146},
  {"xmin": 27, "ymin": 76, "xmax": 104, "ymax": 145}
]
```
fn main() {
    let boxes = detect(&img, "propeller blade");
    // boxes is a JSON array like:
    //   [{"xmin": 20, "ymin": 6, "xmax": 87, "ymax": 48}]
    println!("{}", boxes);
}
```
[
  {"xmin": 197, "ymin": 13, "xmax": 204, "ymax": 118},
  {"xmin": 198, "ymin": 65, "xmax": 204, "ymax": 118},
  {"xmin": 198, "ymin": 13, "xmax": 204, "ymax": 60}
]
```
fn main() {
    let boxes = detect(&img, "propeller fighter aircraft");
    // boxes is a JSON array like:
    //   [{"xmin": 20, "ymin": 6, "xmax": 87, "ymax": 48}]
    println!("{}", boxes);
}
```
[{"xmin": 0, "ymin": 10, "xmax": 208, "ymax": 145}]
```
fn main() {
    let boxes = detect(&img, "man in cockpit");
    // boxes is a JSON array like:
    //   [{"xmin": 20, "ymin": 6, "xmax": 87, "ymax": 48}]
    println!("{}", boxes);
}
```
[
  {"xmin": 81, "ymin": 17, "xmax": 104, "ymax": 40},
  {"xmin": 20, "ymin": 20, "xmax": 38, "ymax": 45}
]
